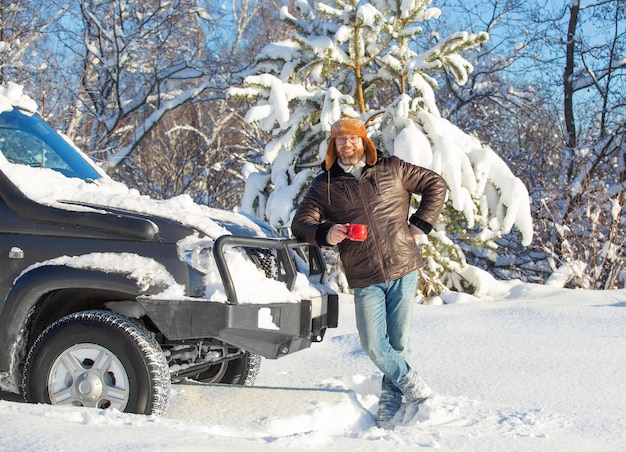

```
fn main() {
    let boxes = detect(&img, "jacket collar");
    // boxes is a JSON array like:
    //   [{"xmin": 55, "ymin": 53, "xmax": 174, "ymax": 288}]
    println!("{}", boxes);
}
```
[{"xmin": 322, "ymin": 151, "xmax": 384, "ymax": 204}]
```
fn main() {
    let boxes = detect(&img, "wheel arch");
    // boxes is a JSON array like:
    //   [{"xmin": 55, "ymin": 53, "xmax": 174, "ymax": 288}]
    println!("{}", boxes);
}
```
[{"xmin": 0, "ymin": 265, "xmax": 150, "ymax": 392}]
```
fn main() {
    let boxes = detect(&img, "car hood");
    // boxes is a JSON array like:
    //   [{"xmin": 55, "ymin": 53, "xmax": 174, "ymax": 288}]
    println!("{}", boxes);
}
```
[{"xmin": 0, "ymin": 163, "xmax": 273, "ymax": 242}]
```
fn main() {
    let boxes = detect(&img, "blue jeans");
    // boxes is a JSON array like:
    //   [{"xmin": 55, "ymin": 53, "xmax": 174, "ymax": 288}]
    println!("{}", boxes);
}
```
[{"xmin": 353, "ymin": 271, "xmax": 418, "ymax": 383}]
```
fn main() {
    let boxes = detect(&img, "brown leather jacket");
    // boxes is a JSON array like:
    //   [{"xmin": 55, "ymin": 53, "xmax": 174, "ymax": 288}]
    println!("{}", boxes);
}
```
[{"xmin": 292, "ymin": 154, "xmax": 447, "ymax": 288}]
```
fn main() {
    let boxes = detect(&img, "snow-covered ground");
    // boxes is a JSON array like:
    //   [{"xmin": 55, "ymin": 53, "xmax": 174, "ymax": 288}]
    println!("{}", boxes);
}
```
[{"xmin": 1, "ymin": 282, "xmax": 624, "ymax": 451}]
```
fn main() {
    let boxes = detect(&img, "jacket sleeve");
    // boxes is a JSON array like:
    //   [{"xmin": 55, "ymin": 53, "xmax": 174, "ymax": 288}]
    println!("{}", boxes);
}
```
[
  {"xmin": 395, "ymin": 157, "xmax": 447, "ymax": 233},
  {"xmin": 291, "ymin": 180, "xmax": 336, "ymax": 247}
]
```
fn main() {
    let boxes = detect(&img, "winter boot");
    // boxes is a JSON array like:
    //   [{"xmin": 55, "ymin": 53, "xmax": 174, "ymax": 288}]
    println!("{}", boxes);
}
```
[
  {"xmin": 396, "ymin": 369, "xmax": 433, "ymax": 403},
  {"xmin": 376, "ymin": 376, "xmax": 403, "ymax": 429},
  {"xmin": 396, "ymin": 369, "xmax": 432, "ymax": 421}
]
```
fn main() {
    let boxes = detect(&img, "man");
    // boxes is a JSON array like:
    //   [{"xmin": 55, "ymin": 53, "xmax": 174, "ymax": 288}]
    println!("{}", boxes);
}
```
[{"xmin": 291, "ymin": 117, "xmax": 447, "ymax": 428}]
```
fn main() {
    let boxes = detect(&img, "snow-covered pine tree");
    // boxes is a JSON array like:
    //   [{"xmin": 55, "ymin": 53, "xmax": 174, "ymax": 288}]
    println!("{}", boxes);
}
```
[{"xmin": 228, "ymin": 0, "xmax": 533, "ymax": 299}]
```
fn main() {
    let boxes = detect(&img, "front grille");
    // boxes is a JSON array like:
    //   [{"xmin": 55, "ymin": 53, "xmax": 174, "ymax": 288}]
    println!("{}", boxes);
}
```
[{"xmin": 245, "ymin": 247, "xmax": 278, "ymax": 279}]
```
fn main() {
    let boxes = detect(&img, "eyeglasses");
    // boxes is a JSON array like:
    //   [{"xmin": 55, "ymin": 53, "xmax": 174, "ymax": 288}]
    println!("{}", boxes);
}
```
[{"xmin": 335, "ymin": 135, "xmax": 361, "ymax": 145}]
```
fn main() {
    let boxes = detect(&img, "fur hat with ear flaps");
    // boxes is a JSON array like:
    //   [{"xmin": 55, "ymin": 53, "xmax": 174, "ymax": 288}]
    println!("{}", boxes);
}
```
[{"xmin": 325, "ymin": 118, "xmax": 378, "ymax": 170}]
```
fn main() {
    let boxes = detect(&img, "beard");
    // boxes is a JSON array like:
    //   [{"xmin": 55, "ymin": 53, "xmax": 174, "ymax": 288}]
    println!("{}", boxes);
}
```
[
  {"xmin": 338, "ymin": 154, "xmax": 362, "ymax": 165},
  {"xmin": 337, "ymin": 145, "xmax": 365, "ymax": 166}
]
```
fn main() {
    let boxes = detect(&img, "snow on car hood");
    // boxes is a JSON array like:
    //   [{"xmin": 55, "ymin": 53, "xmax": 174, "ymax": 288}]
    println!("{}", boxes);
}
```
[{"xmin": 0, "ymin": 159, "xmax": 267, "ymax": 241}]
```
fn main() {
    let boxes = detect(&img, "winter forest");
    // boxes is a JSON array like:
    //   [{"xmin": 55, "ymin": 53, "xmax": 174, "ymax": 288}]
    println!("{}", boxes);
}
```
[{"xmin": 1, "ymin": 0, "xmax": 624, "ymax": 295}]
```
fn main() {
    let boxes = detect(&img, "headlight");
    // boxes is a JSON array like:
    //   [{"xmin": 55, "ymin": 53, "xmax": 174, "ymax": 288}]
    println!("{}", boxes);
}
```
[{"xmin": 181, "ymin": 246, "xmax": 213, "ymax": 274}]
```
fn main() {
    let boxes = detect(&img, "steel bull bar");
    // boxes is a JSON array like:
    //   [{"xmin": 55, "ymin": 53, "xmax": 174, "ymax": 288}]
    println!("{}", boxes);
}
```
[{"xmin": 139, "ymin": 235, "xmax": 339, "ymax": 359}]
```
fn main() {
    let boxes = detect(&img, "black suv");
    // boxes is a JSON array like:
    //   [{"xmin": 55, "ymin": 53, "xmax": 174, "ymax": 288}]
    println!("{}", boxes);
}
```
[{"xmin": 0, "ymin": 94, "xmax": 337, "ymax": 415}]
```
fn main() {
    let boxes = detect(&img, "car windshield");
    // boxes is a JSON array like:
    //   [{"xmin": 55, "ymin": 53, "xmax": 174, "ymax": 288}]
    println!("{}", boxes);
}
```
[{"xmin": 0, "ymin": 108, "xmax": 103, "ymax": 181}]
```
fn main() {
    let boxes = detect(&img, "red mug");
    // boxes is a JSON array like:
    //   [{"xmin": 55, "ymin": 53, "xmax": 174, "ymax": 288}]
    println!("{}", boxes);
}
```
[{"xmin": 347, "ymin": 224, "xmax": 368, "ymax": 241}]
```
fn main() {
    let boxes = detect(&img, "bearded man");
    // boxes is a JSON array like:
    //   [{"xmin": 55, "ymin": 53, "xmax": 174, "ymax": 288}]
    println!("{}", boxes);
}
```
[{"xmin": 292, "ymin": 117, "xmax": 447, "ymax": 428}]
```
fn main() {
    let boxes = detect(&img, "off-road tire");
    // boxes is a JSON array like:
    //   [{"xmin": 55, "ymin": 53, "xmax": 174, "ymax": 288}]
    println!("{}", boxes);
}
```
[{"xmin": 22, "ymin": 310, "xmax": 170, "ymax": 415}]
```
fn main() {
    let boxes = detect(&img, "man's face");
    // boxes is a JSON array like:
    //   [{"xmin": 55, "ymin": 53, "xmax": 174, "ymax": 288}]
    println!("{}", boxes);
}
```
[{"xmin": 335, "ymin": 135, "xmax": 364, "ymax": 165}]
